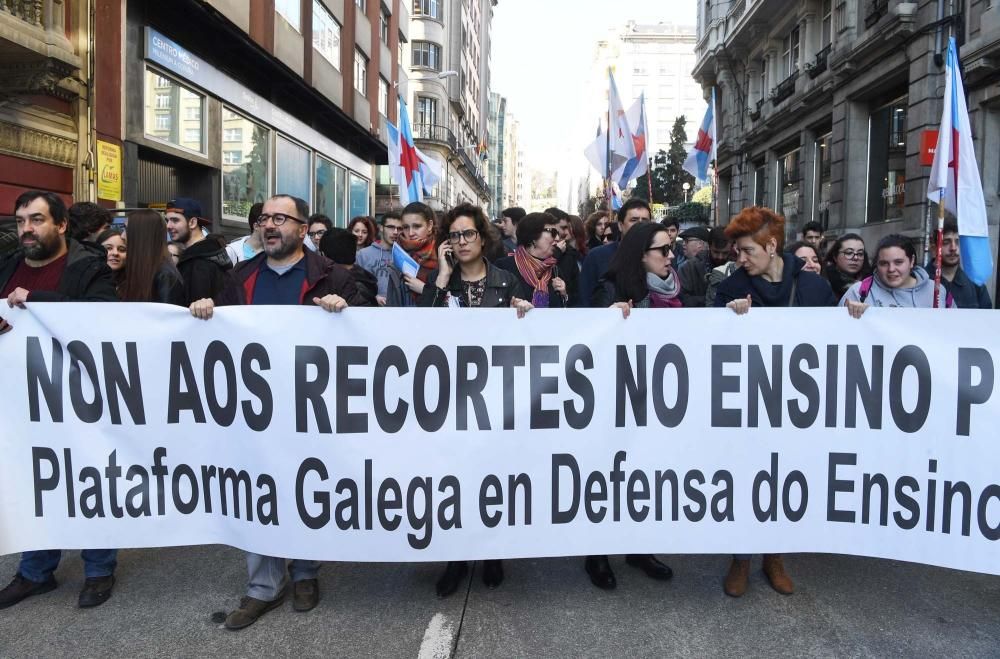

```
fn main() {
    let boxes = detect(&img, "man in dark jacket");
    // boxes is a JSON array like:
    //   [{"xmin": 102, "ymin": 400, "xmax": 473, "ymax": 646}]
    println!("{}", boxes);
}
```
[
  {"xmin": 931, "ymin": 219, "xmax": 993, "ymax": 309},
  {"xmin": 679, "ymin": 226, "xmax": 732, "ymax": 307},
  {"xmin": 577, "ymin": 199, "xmax": 651, "ymax": 306},
  {"xmin": 166, "ymin": 197, "xmax": 237, "ymax": 305},
  {"xmin": 0, "ymin": 190, "xmax": 120, "ymax": 610},
  {"xmin": 188, "ymin": 194, "xmax": 354, "ymax": 631},
  {"xmin": 318, "ymin": 228, "xmax": 377, "ymax": 306}
]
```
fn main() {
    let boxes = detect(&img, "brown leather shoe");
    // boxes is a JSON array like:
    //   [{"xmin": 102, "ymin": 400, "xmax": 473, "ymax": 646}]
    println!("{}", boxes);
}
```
[
  {"xmin": 723, "ymin": 558, "xmax": 750, "ymax": 597},
  {"xmin": 292, "ymin": 578, "xmax": 319, "ymax": 612},
  {"xmin": 224, "ymin": 591, "xmax": 286, "ymax": 630},
  {"xmin": 762, "ymin": 554, "xmax": 794, "ymax": 595}
]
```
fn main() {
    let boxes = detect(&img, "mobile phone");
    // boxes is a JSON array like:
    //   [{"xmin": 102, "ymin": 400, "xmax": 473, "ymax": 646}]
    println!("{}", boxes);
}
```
[{"xmin": 446, "ymin": 251, "xmax": 457, "ymax": 269}]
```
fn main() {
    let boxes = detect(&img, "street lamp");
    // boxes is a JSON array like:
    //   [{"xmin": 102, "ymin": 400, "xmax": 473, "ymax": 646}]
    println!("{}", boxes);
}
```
[
  {"xmin": 683, "ymin": 182, "xmax": 691, "ymax": 203},
  {"xmin": 395, "ymin": 70, "xmax": 459, "ymax": 88}
]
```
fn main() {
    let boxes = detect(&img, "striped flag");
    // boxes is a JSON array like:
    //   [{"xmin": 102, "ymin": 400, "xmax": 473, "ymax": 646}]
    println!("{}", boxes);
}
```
[
  {"xmin": 683, "ymin": 87, "xmax": 716, "ymax": 182},
  {"xmin": 927, "ymin": 37, "xmax": 992, "ymax": 285}
]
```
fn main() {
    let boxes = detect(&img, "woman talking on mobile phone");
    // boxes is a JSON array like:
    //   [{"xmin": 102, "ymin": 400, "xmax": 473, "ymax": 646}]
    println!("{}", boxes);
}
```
[{"xmin": 417, "ymin": 203, "xmax": 532, "ymax": 598}]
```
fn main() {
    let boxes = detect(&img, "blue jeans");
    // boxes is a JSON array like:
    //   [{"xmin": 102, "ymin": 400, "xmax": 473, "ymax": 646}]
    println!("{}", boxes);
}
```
[
  {"xmin": 245, "ymin": 553, "xmax": 320, "ymax": 602},
  {"xmin": 19, "ymin": 549, "xmax": 118, "ymax": 583}
]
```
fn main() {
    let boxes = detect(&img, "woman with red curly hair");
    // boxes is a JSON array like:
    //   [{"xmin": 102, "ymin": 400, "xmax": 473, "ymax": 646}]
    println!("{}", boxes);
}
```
[
  {"xmin": 347, "ymin": 215, "xmax": 376, "ymax": 250},
  {"xmin": 713, "ymin": 206, "xmax": 836, "ymax": 599}
]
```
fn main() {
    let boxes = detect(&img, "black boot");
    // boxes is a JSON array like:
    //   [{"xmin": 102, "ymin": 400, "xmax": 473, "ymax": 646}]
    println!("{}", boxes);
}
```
[
  {"xmin": 435, "ymin": 561, "xmax": 469, "ymax": 598},
  {"xmin": 0, "ymin": 573, "xmax": 57, "ymax": 610},
  {"xmin": 78, "ymin": 575, "xmax": 116, "ymax": 608},
  {"xmin": 482, "ymin": 559, "xmax": 504, "ymax": 588},
  {"xmin": 584, "ymin": 555, "xmax": 616, "ymax": 590},
  {"xmin": 625, "ymin": 554, "xmax": 673, "ymax": 581}
]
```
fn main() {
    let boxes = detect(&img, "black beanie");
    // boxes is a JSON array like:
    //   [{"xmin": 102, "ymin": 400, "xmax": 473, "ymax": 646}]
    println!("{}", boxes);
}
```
[{"xmin": 319, "ymin": 228, "xmax": 357, "ymax": 265}]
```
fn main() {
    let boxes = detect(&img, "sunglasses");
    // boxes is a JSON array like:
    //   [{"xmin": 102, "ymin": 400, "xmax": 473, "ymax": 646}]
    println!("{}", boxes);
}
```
[{"xmin": 646, "ymin": 244, "xmax": 672, "ymax": 257}]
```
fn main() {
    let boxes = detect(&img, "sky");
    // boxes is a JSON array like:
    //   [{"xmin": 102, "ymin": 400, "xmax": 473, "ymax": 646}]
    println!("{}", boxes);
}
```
[{"xmin": 491, "ymin": 0, "xmax": 698, "ymax": 182}]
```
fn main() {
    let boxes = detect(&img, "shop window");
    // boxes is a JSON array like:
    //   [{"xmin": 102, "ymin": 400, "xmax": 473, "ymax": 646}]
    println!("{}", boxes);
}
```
[
  {"xmin": 334, "ymin": 166, "xmax": 347, "ymax": 226},
  {"xmin": 315, "ymin": 156, "xmax": 346, "ymax": 226},
  {"xmin": 777, "ymin": 147, "xmax": 801, "ymax": 236},
  {"xmin": 313, "ymin": 1, "xmax": 341, "ymax": 69},
  {"xmin": 144, "ymin": 69, "xmax": 204, "ymax": 154},
  {"xmin": 221, "ymin": 109, "xmax": 270, "ymax": 221},
  {"xmin": 276, "ymin": 135, "xmax": 312, "ymax": 206},
  {"xmin": 349, "ymin": 173, "xmax": 370, "ymax": 219},
  {"xmin": 354, "ymin": 49, "xmax": 368, "ymax": 94},
  {"xmin": 867, "ymin": 97, "xmax": 907, "ymax": 223},
  {"xmin": 276, "ymin": 0, "xmax": 300, "ymax": 31}
]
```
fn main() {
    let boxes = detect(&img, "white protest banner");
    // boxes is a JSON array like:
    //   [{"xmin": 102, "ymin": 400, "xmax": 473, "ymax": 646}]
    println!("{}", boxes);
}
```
[{"xmin": 0, "ymin": 304, "xmax": 998, "ymax": 574}]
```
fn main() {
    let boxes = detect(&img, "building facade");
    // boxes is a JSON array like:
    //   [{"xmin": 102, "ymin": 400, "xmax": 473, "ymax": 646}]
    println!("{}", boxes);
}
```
[
  {"xmin": 0, "ymin": 2, "xmax": 89, "ymax": 213},
  {"xmin": 486, "ymin": 91, "xmax": 520, "ymax": 214},
  {"xmin": 393, "ymin": 0, "xmax": 493, "ymax": 212},
  {"xmin": 693, "ymin": 0, "xmax": 1000, "ymax": 295},
  {"xmin": 501, "ymin": 107, "xmax": 519, "ymax": 209}
]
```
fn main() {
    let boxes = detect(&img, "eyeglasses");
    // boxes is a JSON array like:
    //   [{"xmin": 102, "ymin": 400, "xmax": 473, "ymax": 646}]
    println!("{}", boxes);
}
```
[
  {"xmin": 839, "ymin": 249, "xmax": 865, "ymax": 259},
  {"xmin": 448, "ymin": 229, "xmax": 480, "ymax": 244},
  {"xmin": 646, "ymin": 244, "xmax": 672, "ymax": 257},
  {"xmin": 307, "ymin": 229, "xmax": 327, "ymax": 239},
  {"xmin": 545, "ymin": 228, "xmax": 559, "ymax": 239},
  {"xmin": 254, "ymin": 213, "xmax": 304, "ymax": 227}
]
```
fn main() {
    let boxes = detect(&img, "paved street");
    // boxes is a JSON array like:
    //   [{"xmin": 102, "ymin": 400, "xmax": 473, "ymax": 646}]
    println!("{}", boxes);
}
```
[{"xmin": 0, "ymin": 547, "xmax": 997, "ymax": 657}]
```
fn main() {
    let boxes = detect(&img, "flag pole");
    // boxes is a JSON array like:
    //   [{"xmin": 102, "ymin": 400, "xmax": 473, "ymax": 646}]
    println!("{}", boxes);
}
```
[
  {"xmin": 648, "ymin": 157, "xmax": 654, "ymax": 203},
  {"xmin": 933, "ymin": 197, "xmax": 945, "ymax": 308},
  {"xmin": 605, "ymin": 69, "xmax": 612, "ymax": 211}
]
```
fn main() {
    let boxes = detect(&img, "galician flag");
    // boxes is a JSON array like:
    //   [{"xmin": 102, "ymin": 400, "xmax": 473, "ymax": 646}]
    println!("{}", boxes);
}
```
[
  {"xmin": 607, "ymin": 69, "xmax": 636, "ymax": 177},
  {"xmin": 927, "ymin": 37, "xmax": 993, "ymax": 285},
  {"xmin": 616, "ymin": 92, "xmax": 649, "ymax": 188},
  {"xmin": 387, "ymin": 97, "xmax": 442, "ymax": 205},
  {"xmin": 683, "ymin": 87, "xmax": 716, "ymax": 182}
]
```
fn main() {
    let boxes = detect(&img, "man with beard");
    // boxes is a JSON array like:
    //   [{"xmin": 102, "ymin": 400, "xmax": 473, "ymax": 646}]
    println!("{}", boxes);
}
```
[
  {"xmin": 0, "ymin": 190, "xmax": 119, "ymax": 610},
  {"xmin": 932, "ymin": 219, "xmax": 992, "ymax": 308},
  {"xmin": 678, "ymin": 226, "xmax": 732, "ymax": 307},
  {"xmin": 165, "ymin": 197, "xmax": 236, "ymax": 305},
  {"xmin": 188, "ymin": 193, "xmax": 355, "ymax": 630}
]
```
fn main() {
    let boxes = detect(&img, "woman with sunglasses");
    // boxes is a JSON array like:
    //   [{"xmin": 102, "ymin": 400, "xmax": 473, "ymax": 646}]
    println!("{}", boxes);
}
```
[
  {"xmin": 418, "ymin": 203, "xmax": 531, "ymax": 598},
  {"xmin": 822, "ymin": 233, "xmax": 871, "ymax": 298},
  {"xmin": 580, "ymin": 222, "xmax": 679, "ymax": 591},
  {"xmin": 715, "ymin": 207, "xmax": 836, "ymax": 598},
  {"xmin": 494, "ymin": 212, "xmax": 570, "ymax": 308}
]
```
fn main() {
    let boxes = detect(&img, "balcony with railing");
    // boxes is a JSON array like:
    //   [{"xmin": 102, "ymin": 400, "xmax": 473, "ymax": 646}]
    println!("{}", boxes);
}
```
[
  {"xmin": 412, "ymin": 123, "xmax": 458, "ymax": 150},
  {"xmin": 770, "ymin": 71, "xmax": 799, "ymax": 106},
  {"xmin": 864, "ymin": 0, "xmax": 890, "ymax": 29},
  {"xmin": 806, "ymin": 44, "xmax": 832, "ymax": 79},
  {"xmin": 0, "ymin": 0, "xmax": 80, "ymax": 99}
]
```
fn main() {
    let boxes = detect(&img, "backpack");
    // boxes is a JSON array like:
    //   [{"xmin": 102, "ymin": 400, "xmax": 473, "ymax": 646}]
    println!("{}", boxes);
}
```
[{"xmin": 856, "ymin": 275, "xmax": 953, "ymax": 308}]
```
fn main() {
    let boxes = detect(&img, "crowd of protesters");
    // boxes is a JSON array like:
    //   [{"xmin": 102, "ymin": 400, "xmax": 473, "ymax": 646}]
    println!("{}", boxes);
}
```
[{"xmin": 0, "ymin": 188, "xmax": 992, "ymax": 628}]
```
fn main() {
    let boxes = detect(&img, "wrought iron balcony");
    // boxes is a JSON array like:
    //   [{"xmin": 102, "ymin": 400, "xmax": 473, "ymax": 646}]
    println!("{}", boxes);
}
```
[
  {"xmin": 0, "ymin": 0, "xmax": 80, "ymax": 99},
  {"xmin": 770, "ymin": 72, "xmax": 798, "ymax": 106},
  {"xmin": 806, "ymin": 45, "xmax": 832, "ymax": 79},
  {"xmin": 412, "ymin": 123, "xmax": 457, "ymax": 150}
]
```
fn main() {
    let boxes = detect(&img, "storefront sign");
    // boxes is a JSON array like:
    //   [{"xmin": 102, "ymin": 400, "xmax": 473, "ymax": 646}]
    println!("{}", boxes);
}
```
[
  {"xmin": 96, "ymin": 140, "xmax": 122, "ymax": 201},
  {"xmin": 920, "ymin": 130, "xmax": 938, "ymax": 167}
]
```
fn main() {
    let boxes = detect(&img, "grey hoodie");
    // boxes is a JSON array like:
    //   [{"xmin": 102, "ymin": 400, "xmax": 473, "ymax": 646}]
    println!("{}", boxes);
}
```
[
  {"xmin": 839, "ymin": 266, "xmax": 954, "ymax": 308},
  {"xmin": 356, "ymin": 240, "xmax": 393, "ymax": 298}
]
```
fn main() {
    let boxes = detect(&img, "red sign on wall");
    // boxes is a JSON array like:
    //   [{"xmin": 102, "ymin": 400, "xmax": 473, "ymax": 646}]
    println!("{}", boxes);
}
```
[{"xmin": 920, "ymin": 130, "xmax": 939, "ymax": 166}]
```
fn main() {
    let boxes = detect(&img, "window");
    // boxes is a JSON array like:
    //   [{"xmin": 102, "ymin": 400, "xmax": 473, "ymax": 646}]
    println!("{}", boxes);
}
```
[
  {"xmin": 814, "ymin": 133, "xmax": 832, "ymax": 227},
  {"xmin": 754, "ymin": 163, "xmax": 767, "ymax": 206},
  {"xmin": 633, "ymin": 60, "xmax": 648, "ymax": 75},
  {"xmin": 777, "ymin": 147, "xmax": 801, "ymax": 237},
  {"xmin": 760, "ymin": 58, "xmax": 768, "ymax": 98},
  {"xmin": 276, "ymin": 135, "xmax": 312, "ymax": 205},
  {"xmin": 355, "ymin": 0, "xmax": 366, "ymax": 10},
  {"xmin": 415, "ymin": 96, "xmax": 437, "ymax": 126},
  {"xmin": 223, "ymin": 127, "xmax": 243, "ymax": 142},
  {"xmin": 412, "ymin": 41, "xmax": 442, "ymax": 70},
  {"xmin": 276, "ymin": 0, "xmax": 300, "ymax": 31},
  {"xmin": 413, "ymin": 0, "xmax": 441, "ymax": 20},
  {"xmin": 144, "ymin": 69, "xmax": 204, "ymax": 153},
  {"xmin": 313, "ymin": 0, "xmax": 341, "ymax": 68},
  {"xmin": 379, "ymin": 76, "xmax": 389, "ymax": 116},
  {"xmin": 349, "ymin": 173, "xmax": 370, "ymax": 219},
  {"xmin": 835, "ymin": 0, "xmax": 849, "ymax": 33},
  {"xmin": 354, "ymin": 49, "xmax": 368, "ymax": 94},
  {"xmin": 782, "ymin": 26, "xmax": 800, "ymax": 78},
  {"xmin": 316, "ymin": 157, "xmax": 346, "ymax": 226},
  {"xmin": 380, "ymin": 8, "xmax": 390, "ymax": 44},
  {"xmin": 821, "ymin": 0, "xmax": 833, "ymax": 48},
  {"xmin": 222, "ymin": 109, "xmax": 270, "ymax": 220},
  {"xmin": 398, "ymin": 32, "xmax": 405, "ymax": 64},
  {"xmin": 867, "ymin": 97, "xmax": 908, "ymax": 223}
]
